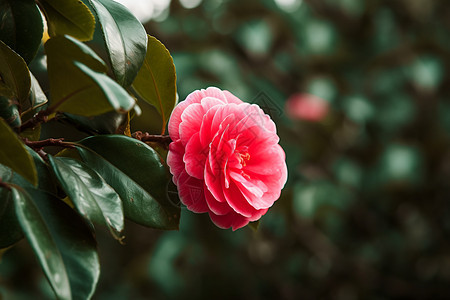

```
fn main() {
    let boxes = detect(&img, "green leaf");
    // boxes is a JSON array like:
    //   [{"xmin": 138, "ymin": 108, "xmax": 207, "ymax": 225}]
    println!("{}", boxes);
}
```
[
  {"xmin": 48, "ymin": 156, "xmax": 124, "ymax": 240},
  {"xmin": 19, "ymin": 123, "xmax": 41, "ymax": 141},
  {"xmin": 39, "ymin": 0, "xmax": 95, "ymax": 41},
  {"xmin": 0, "ymin": 96, "xmax": 21, "ymax": 128},
  {"xmin": 61, "ymin": 111, "xmax": 126, "ymax": 135},
  {"xmin": 27, "ymin": 146, "xmax": 58, "ymax": 194},
  {"xmin": 0, "ymin": 118, "xmax": 37, "ymax": 185},
  {"xmin": 78, "ymin": 135, "xmax": 180, "ymax": 229},
  {"xmin": 45, "ymin": 36, "xmax": 135, "ymax": 116},
  {"xmin": 0, "ymin": 40, "xmax": 31, "ymax": 105},
  {"xmin": 21, "ymin": 72, "xmax": 48, "ymax": 117},
  {"xmin": 73, "ymin": 61, "xmax": 136, "ymax": 114},
  {"xmin": 88, "ymin": 0, "xmax": 147, "ymax": 87},
  {"xmin": 0, "ymin": 185, "xmax": 23, "ymax": 249},
  {"xmin": 132, "ymin": 35, "xmax": 177, "ymax": 134},
  {"xmin": 12, "ymin": 187, "xmax": 72, "ymax": 300},
  {"xmin": 27, "ymin": 188, "xmax": 100, "ymax": 300},
  {"xmin": 0, "ymin": 0, "xmax": 44, "ymax": 63}
]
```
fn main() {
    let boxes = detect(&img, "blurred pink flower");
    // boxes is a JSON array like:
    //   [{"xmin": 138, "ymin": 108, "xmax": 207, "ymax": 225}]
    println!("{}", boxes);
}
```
[
  {"xmin": 285, "ymin": 93, "xmax": 329, "ymax": 121},
  {"xmin": 167, "ymin": 87, "xmax": 287, "ymax": 230}
]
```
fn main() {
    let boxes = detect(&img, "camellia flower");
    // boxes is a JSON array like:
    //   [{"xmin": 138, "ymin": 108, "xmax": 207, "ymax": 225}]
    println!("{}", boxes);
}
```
[{"xmin": 167, "ymin": 87, "xmax": 287, "ymax": 230}]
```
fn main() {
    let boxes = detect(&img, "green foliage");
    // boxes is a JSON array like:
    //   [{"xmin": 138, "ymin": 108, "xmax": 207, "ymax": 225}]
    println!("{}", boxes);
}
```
[
  {"xmin": 0, "ymin": 118, "xmax": 37, "ymax": 186},
  {"xmin": 0, "ymin": 1, "xmax": 179, "ymax": 299},
  {"xmin": 132, "ymin": 35, "xmax": 177, "ymax": 134},
  {"xmin": 88, "ymin": 0, "xmax": 147, "ymax": 87},
  {"xmin": 78, "ymin": 135, "xmax": 180, "ymax": 229},
  {"xmin": 39, "ymin": 0, "xmax": 95, "ymax": 41},
  {"xmin": 48, "ymin": 156, "xmax": 124, "ymax": 241},
  {"xmin": 0, "ymin": 40, "xmax": 31, "ymax": 106},
  {"xmin": 0, "ymin": 0, "xmax": 44, "ymax": 63},
  {"xmin": 12, "ymin": 187, "xmax": 72, "ymax": 300}
]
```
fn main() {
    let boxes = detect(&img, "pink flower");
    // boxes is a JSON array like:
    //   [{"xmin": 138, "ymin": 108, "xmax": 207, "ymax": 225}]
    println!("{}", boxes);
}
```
[
  {"xmin": 285, "ymin": 93, "xmax": 329, "ymax": 121},
  {"xmin": 167, "ymin": 87, "xmax": 287, "ymax": 230}
]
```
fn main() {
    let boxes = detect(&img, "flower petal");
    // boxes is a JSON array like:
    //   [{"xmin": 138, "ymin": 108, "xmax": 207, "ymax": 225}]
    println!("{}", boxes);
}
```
[
  {"xmin": 204, "ymin": 185, "xmax": 232, "ymax": 215},
  {"xmin": 184, "ymin": 132, "xmax": 208, "ymax": 179},
  {"xmin": 167, "ymin": 140, "xmax": 185, "ymax": 185},
  {"xmin": 208, "ymin": 211, "xmax": 250, "ymax": 231},
  {"xmin": 177, "ymin": 171, "xmax": 209, "ymax": 213}
]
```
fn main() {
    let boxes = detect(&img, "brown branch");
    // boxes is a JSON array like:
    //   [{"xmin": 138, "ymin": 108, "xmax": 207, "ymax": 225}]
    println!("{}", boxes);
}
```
[
  {"xmin": 23, "ymin": 138, "xmax": 76, "ymax": 149},
  {"xmin": 0, "ymin": 179, "xmax": 11, "ymax": 191},
  {"xmin": 132, "ymin": 131, "xmax": 172, "ymax": 147},
  {"xmin": 19, "ymin": 109, "xmax": 49, "ymax": 132}
]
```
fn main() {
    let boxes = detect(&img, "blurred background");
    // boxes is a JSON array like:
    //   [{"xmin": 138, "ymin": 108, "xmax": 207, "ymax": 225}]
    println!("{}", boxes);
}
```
[{"xmin": 3, "ymin": 0, "xmax": 450, "ymax": 299}]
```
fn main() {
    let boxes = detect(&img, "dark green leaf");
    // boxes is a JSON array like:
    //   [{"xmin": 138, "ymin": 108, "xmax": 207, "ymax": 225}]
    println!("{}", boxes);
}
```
[
  {"xmin": 61, "ymin": 111, "xmax": 126, "ymax": 135},
  {"xmin": 0, "ymin": 0, "xmax": 43, "ymax": 63},
  {"xmin": 12, "ymin": 187, "xmax": 71, "ymax": 300},
  {"xmin": 132, "ymin": 35, "xmax": 177, "ymax": 134},
  {"xmin": 73, "ymin": 61, "xmax": 136, "ymax": 114},
  {"xmin": 28, "ymin": 188, "xmax": 100, "ymax": 300},
  {"xmin": 88, "ymin": 0, "xmax": 147, "ymax": 87},
  {"xmin": 0, "ymin": 184, "xmax": 23, "ymax": 249},
  {"xmin": 0, "ymin": 40, "xmax": 31, "ymax": 105},
  {"xmin": 27, "ymin": 146, "xmax": 57, "ymax": 194},
  {"xmin": 0, "ymin": 118, "xmax": 37, "ymax": 185},
  {"xmin": 39, "ymin": 0, "xmax": 95, "ymax": 41},
  {"xmin": 48, "ymin": 156, "xmax": 124, "ymax": 240},
  {"xmin": 21, "ymin": 72, "xmax": 48, "ymax": 117},
  {"xmin": 78, "ymin": 135, "xmax": 180, "ymax": 229},
  {"xmin": 19, "ymin": 123, "xmax": 41, "ymax": 141},
  {"xmin": 45, "ymin": 36, "xmax": 135, "ymax": 116},
  {"xmin": 0, "ymin": 96, "xmax": 21, "ymax": 128}
]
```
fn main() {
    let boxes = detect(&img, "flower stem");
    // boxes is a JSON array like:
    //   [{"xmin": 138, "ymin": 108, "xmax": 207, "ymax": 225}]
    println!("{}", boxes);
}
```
[{"xmin": 132, "ymin": 131, "xmax": 172, "ymax": 147}]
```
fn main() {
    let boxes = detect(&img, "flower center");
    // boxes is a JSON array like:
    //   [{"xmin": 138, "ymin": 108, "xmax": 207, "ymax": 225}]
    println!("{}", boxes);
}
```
[{"xmin": 238, "ymin": 152, "xmax": 251, "ymax": 167}]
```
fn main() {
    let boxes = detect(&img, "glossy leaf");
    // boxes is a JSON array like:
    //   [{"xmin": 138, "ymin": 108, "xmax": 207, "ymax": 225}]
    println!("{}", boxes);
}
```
[
  {"xmin": 88, "ymin": 0, "xmax": 147, "ymax": 87},
  {"xmin": 27, "ymin": 146, "xmax": 57, "ymax": 194},
  {"xmin": 21, "ymin": 72, "xmax": 48, "ymax": 117},
  {"xmin": 0, "ymin": 173, "xmax": 23, "ymax": 248},
  {"xmin": 27, "ymin": 188, "xmax": 100, "ymax": 300},
  {"xmin": 0, "ymin": 96, "xmax": 21, "ymax": 128},
  {"xmin": 39, "ymin": 0, "xmax": 95, "ymax": 41},
  {"xmin": 0, "ymin": 118, "xmax": 37, "ymax": 185},
  {"xmin": 19, "ymin": 123, "xmax": 41, "ymax": 141},
  {"xmin": 72, "ymin": 61, "xmax": 136, "ymax": 114},
  {"xmin": 61, "ymin": 111, "xmax": 126, "ymax": 135},
  {"xmin": 48, "ymin": 156, "xmax": 124, "ymax": 240},
  {"xmin": 0, "ymin": 40, "xmax": 31, "ymax": 105},
  {"xmin": 78, "ymin": 135, "xmax": 180, "ymax": 229},
  {"xmin": 0, "ymin": 0, "xmax": 43, "ymax": 63},
  {"xmin": 132, "ymin": 35, "xmax": 177, "ymax": 134},
  {"xmin": 45, "ymin": 36, "xmax": 135, "ymax": 116},
  {"xmin": 12, "ymin": 187, "xmax": 71, "ymax": 300}
]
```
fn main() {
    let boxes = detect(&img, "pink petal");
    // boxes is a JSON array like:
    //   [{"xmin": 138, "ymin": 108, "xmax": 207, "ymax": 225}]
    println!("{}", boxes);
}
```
[
  {"xmin": 208, "ymin": 211, "xmax": 250, "ymax": 231},
  {"xmin": 179, "ymin": 103, "xmax": 205, "ymax": 146},
  {"xmin": 204, "ymin": 185, "xmax": 232, "ymax": 215},
  {"xmin": 223, "ymin": 90, "xmax": 244, "ymax": 104},
  {"xmin": 177, "ymin": 171, "xmax": 209, "ymax": 213},
  {"xmin": 244, "ymin": 144, "xmax": 286, "ymax": 176},
  {"xmin": 223, "ymin": 181, "xmax": 259, "ymax": 218},
  {"xmin": 166, "ymin": 140, "xmax": 185, "ymax": 185},
  {"xmin": 203, "ymin": 87, "xmax": 228, "ymax": 102},
  {"xmin": 184, "ymin": 132, "xmax": 208, "ymax": 179},
  {"xmin": 168, "ymin": 100, "xmax": 190, "ymax": 141},
  {"xmin": 204, "ymin": 157, "xmax": 227, "ymax": 203},
  {"xmin": 168, "ymin": 89, "xmax": 207, "ymax": 140}
]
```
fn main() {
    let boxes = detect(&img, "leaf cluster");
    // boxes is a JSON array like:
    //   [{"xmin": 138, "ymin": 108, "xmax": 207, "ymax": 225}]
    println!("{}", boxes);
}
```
[{"xmin": 0, "ymin": 0, "xmax": 178, "ymax": 299}]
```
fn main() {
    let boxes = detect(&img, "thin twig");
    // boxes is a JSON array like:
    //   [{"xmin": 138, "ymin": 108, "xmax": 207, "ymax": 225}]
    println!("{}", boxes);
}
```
[
  {"xmin": 132, "ymin": 131, "xmax": 172, "ymax": 147},
  {"xmin": 23, "ymin": 138, "xmax": 76, "ymax": 149},
  {"xmin": 0, "ymin": 179, "xmax": 11, "ymax": 191},
  {"xmin": 19, "ymin": 109, "xmax": 49, "ymax": 132}
]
